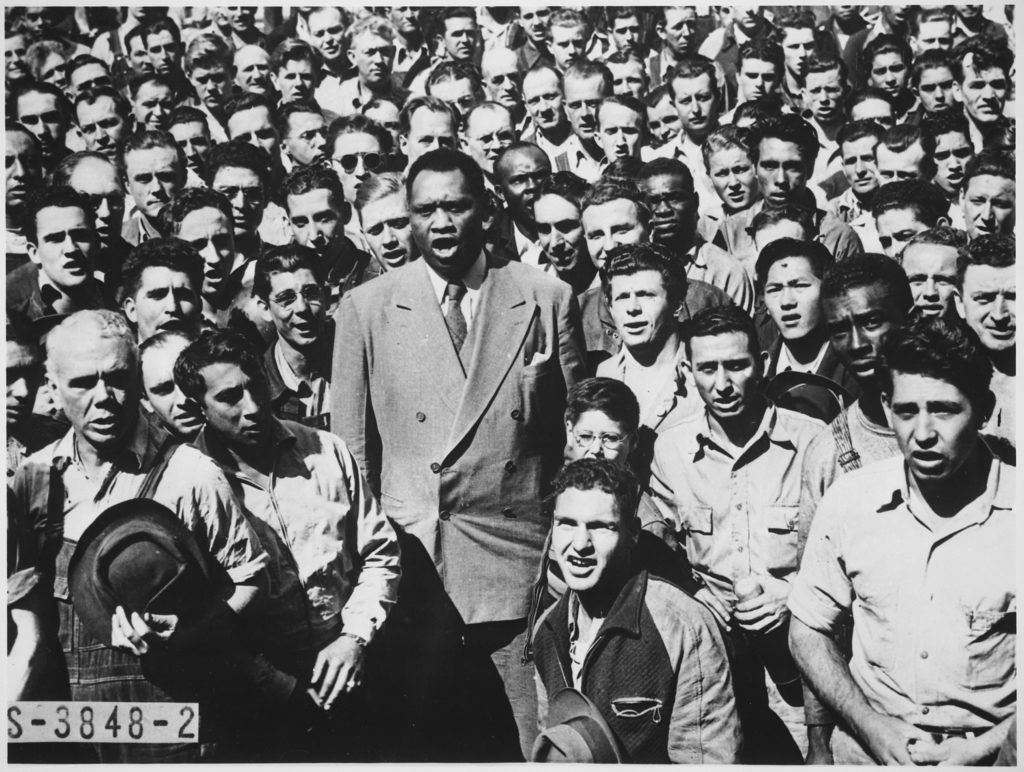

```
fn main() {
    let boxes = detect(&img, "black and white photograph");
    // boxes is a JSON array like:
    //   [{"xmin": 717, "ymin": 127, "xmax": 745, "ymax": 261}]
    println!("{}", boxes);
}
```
[{"xmin": 4, "ymin": 3, "xmax": 1017, "ymax": 765}]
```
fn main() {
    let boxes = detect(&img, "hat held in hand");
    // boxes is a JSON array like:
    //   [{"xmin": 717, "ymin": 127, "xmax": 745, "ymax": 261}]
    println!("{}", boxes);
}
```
[
  {"xmin": 68, "ymin": 498, "xmax": 232, "ymax": 646},
  {"xmin": 532, "ymin": 688, "xmax": 623, "ymax": 763}
]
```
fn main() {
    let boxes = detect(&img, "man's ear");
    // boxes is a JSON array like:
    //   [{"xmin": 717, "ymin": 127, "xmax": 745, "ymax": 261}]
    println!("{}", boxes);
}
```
[
  {"xmin": 269, "ymin": 70, "xmax": 280, "ymax": 92},
  {"xmin": 880, "ymin": 387, "xmax": 893, "ymax": 422},
  {"xmin": 399, "ymin": 132, "xmax": 409, "ymax": 156},
  {"xmin": 26, "ymin": 240, "xmax": 40, "ymax": 266},
  {"xmin": 347, "ymin": 48, "xmax": 357, "ymax": 68},
  {"xmin": 953, "ymin": 288, "xmax": 966, "ymax": 319},
  {"xmin": 655, "ymin": 21, "xmax": 667, "ymax": 43},
  {"xmin": 254, "ymin": 296, "xmax": 273, "ymax": 323},
  {"xmin": 936, "ymin": 215, "xmax": 950, "ymax": 228},
  {"xmin": 341, "ymin": 200, "xmax": 353, "ymax": 226},
  {"xmin": 979, "ymin": 389, "xmax": 996, "ymax": 427},
  {"xmin": 122, "ymin": 296, "xmax": 138, "ymax": 325}
]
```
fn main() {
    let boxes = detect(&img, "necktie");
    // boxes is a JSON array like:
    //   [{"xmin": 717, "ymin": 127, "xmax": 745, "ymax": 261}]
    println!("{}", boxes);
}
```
[{"xmin": 445, "ymin": 282, "xmax": 468, "ymax": 353}]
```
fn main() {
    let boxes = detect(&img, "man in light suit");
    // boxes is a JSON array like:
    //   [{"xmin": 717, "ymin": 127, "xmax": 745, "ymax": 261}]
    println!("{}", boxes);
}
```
[{"xmin": 331, "ymin": 148, "xmax": 586, "ymax": 758}]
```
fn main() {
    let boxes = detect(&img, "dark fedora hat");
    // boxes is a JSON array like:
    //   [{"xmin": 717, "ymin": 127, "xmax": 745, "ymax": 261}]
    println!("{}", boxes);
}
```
[
  {"xmin": 532, "ymin": 688, "xmax": 623, "ymax": 763},
  {"xmin": 68, "ymin": 498, "xmax": 232, "ymax": 646}
]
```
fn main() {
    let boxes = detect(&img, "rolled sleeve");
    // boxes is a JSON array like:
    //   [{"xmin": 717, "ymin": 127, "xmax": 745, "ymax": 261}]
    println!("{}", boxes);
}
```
[
  {"xmin": 336, "ymin": 439, "xmax": 401, "ymax": 645},
  {"xmin": 787, "ymin": 484, "xmax": 853, "ymax": 635},
  {"xmin": 164, "ymin": 448, "xmax": 268, "ymax": 585}
]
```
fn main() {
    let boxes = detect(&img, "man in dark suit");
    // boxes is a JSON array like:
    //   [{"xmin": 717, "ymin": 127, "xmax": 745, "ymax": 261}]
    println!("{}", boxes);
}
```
[{"xmin": 331, "ymin": 148, "xmax": 586, "ymax": 758}]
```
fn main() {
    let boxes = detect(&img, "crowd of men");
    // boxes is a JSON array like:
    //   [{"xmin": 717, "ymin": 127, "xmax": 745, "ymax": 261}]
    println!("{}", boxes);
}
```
[{"xmin": 5, "ymin": 3, "xmax": 1017, "ymax": 765}]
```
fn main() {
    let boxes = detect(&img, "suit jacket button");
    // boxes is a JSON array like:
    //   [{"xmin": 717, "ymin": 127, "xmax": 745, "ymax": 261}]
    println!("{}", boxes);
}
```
[
  {"xmin": 416, "ymin": 412, "xmax": 426, "ymax": 422},
  {"xmin": 502, "ymin": 507, "xmax": 515, "ymax": 518},
  {"xmin": 505, "ymin": 461, "xmax": 517, "ymax": 473},
  {"xmin": 439, "ymin": 510, "xmax": 451, "ymax": 521},
  {"xmin": 430, "ymin": 462, "xmax": 441, "ymax": 473},
  {"xmin": 511, "ymin": 409, "xmax": 522, "ymax": 420}
]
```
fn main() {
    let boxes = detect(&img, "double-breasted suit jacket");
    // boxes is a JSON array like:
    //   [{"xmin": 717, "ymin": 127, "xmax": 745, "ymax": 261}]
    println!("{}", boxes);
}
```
[{"xmin": 331, "ymin": 255, "xmax": 586, "ymax": 624}]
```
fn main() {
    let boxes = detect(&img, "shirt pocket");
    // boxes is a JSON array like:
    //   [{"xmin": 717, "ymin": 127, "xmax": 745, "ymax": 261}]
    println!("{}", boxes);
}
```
[
  {"xmin": 610, "ymin": 696, "xmax": 664, "ymax": 724},
  {"xmin": 962, "ymin": 606, "xmax": 1016, "ymax": 691},
  {"xmin": 679, "ymin": 505, "xmax": 714, "ymax": 570},
  {"xmin": 763, "ymin": 505, "xmax": 799, "ymax": 575}
]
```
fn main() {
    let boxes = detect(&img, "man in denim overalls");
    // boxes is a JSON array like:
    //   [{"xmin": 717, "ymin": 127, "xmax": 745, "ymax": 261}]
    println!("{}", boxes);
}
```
[{"xmin": 10, "ymin": 310, "xmax": 269, "ymax": 762}]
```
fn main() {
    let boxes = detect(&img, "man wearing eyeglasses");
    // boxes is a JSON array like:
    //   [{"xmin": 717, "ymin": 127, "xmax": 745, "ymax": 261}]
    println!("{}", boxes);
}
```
[{"xmin": 253, "ymin": 245, "xmax": 333, "ymax": 430}]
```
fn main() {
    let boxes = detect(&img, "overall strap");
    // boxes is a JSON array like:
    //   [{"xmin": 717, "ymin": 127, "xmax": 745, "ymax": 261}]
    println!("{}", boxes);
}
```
[{"xmin": 136, "ymin": 441, "xmax": 181, "ymax": 500}]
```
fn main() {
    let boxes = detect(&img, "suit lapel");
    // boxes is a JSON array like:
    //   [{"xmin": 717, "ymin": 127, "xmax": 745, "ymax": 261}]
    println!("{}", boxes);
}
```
[
  {"xmin": 445, "ymin": 261, "xmax": 533, "ymax": 456},
  {"xmin": 395, "ymin": 260, "xmax": 465, "ymax": 415}
]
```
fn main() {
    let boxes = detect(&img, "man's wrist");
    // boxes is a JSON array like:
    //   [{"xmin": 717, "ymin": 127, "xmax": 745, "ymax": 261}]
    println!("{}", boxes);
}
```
[{"xmin": 339, "ymin": 631, "xmax": 368, "ymax": 648}]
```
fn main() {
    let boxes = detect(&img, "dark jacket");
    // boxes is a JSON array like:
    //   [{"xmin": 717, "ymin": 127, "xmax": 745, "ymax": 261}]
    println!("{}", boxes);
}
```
[
  {"xmin": 532, "ymin": 568, "xmax": 742, "ymax": 763},
  {"xmin": 263, "ymin": 323, "xmax": 335, "ymax": 432}
]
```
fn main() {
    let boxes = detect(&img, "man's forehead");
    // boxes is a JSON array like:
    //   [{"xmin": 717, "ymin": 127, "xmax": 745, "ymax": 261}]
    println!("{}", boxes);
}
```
[
  {"xmin": 641, "ymin": 172, "xmax": 688, "ymax": 193},
  {"xmin": 482, "ymin": 48, "xmax": 517, "ymax": 75},
  {"xmin": 410, "ymin": 169, "xmax": 471, "ymax": 202},
  {"xmin": 36, "ymin": 204, "xmax": 88, "ymax": 228},
  {"xmin": 467, "ymin": 108, "xmax": 513, "ymax": 136},
  {"xmin": 214, "ymin": 165, "xmax": 260, "ymax": 185},
  {"xmin": 759, "ymin": 137, "xmax": 804, "ymax": 159},
  {"xmin": 410, "ymin": 107, "xmax": 454, "ymax": 132},
  {"xmin": 17, "ymin": 90, "xmax": 57, "ymax": 110},
  {"xmin": 126, "ymin": 145, "xmax": 178, "ymax": 169},
  {"xmin": 690, "ymin": 331, "xmax": 753, "ymax": 360},
  {"xmin": 235, "ymin": 45, "xmax": 268, "ymax": 66},
  {"xmin": 170, "ymin": 120, "xmax": 209, "ymax": 140},
  {"xmin": 535, "ymin": 193, "xmax": 579, "ymax": 219},
  {"xmin": 963, "ymin": 263, "xmax": 1015, "ymax": 290},
  {"xmin": 77, "ymin": 94, "xmax": 118, "ymax": 116},
  {"xmin": 822, "ymin": 281, "xmax": 894, "ymax": 315},
  {"xmin": 140, "ymin": 264, "xmax": 193, "ymax": 289},
  {"xmin": 498, "ymin": 148, "xmax": 548, "ymax": 177},
  {"xmin": 671, "ymin": 72, "xmax": 713, "ymax": 94},
  {"xmin": 229, "ymin": 106, "xmax": 272, "ymax": 128},
  {"xmin": 901, "ymin": 243, "xmax": 959, "ymax": 269},
  {"xmin": 961, "ymin": 54, "xmax": 1007, "ymax": 80},
  {"xmin": 523, "ymin": 68, "xmax": 559, "ymax": 93},
  {"xmin": 268, "ymin": 267, "xmax": 318, "ymax": 291},
  {"xmin": 583, "ymin": 197, "xmax": 639, "ymax": 225},
  {"xmin": 564, "ymin": 74, "xmax": 604, "ymax": 97},
  {"xmin": 288, "ymin": 187, "xmax": 337, "ymax": 213},
  {"xmin": 599, "ymin": 102, "xmax": 641, "ymax": 125},
  {"xmin": 965, "ymin": 174, "xmax": 1014, "ymax": 194},
  {"xmin": 179, "ymin": 206, "xmax": 231, "ymax": 232},
  {"xmin": 68, "ymin": 159, "xmax": 118, "ymax": 189}
]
